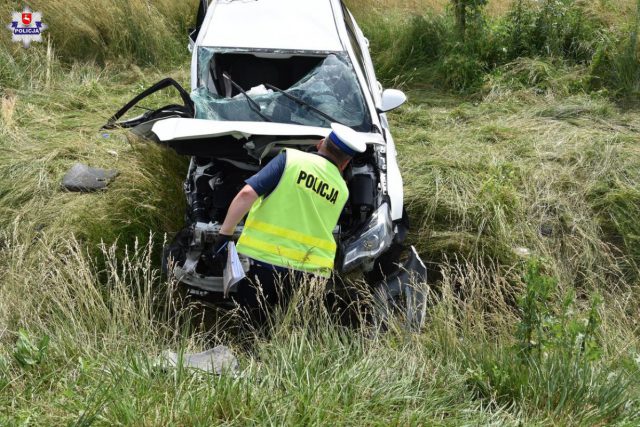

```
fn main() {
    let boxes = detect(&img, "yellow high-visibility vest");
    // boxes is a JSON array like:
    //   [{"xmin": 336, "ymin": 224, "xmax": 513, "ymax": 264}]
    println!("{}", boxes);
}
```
[{"xmin": 236, "ymin": 148, "xmax": 348, "ymax": 277}]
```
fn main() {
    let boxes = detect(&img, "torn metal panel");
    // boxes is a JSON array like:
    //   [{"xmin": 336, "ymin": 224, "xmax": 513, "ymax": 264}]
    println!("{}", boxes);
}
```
[
  {"xmin": 163, "ymin": 345, "xmax": 239, "ymax": 375},
  {"xmin": 61, "ymin": 163, "xmax": 119, "ymax": 192},
  {"xmin": 373, "ymin": 246, "xmax": 428, "ymax": 330}
]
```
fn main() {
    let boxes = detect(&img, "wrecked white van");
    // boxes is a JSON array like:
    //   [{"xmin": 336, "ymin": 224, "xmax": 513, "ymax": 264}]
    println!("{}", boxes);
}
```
[{"xmin": 103, "ymin": 0, "xmax": 426, "ymax": 326}]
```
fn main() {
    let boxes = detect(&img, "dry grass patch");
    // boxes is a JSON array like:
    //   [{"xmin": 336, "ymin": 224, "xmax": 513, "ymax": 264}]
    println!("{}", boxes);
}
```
[{"xmin": 346, "ymin": 0, "xmax": 514, "ymax": 16}]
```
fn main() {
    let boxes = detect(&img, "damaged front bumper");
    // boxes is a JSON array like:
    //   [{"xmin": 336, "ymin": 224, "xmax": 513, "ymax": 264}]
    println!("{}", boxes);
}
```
[
  {"xmin": 372, "ymin": 246, "xmax": 428, "ymax": 330},
  {"xmin": 166, "ymin": 222, "xmax": 249, "ymax": 297}
]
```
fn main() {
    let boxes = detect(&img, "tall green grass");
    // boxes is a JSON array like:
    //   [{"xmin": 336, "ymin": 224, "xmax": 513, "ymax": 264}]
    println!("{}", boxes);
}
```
[
  {"xmin": 2, "ymin": 56, "xmax": 638, "ymax": 426},
  {"xmin": 590, "ymin": 0, "xmax": 640, "ymax": 99},
  {"xmin": 0, "ymin": 59, "xmax": 189, "ymax": 259},
  {"xmin": 352, "ymin": 0, "xmax": 640, "ymax": 97},
  {"xmin": 1, "ymin": 232, "xmax": 638, "ymax": 424},
  {"xmin": 0, "ymin": 0, "xmax": 194, "ymax": 67},
  {"xmin": 0, "ymin": 0, "xmax": 639, "ymax": 424}
]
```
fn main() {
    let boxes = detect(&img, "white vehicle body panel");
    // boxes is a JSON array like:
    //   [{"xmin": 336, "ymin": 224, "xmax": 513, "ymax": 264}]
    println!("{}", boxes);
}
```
[
  {"xmin": 152, "ymin": 118, "xmax": 386, "ymax": 147},
  {"xmin": 199, "ymin": 0, "xmax": 344, "ymax": 52},
  {"xmin": 338, "ymin": 7, "xmax": 403, "ymax": 220},
  {"xmin": 152, "ymin": 118, "xmax": 329, "ymax": 142},
  {"xmin": 328, "ymin": 2, "xmax": 379, "ymax": 130},
  {"xmin": 187, "ymin": 0, "xmax": 405, "ymax": 220},
  {"xmin": 383, "ymin": 128, "xmax": 404, "ymax": 220},
  {"xmin": 344, "ymin": 8, "xmax": 382, "ymax": 108}
]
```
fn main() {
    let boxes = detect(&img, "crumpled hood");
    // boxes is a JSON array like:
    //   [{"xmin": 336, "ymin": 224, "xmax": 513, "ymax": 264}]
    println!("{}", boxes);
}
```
[
  {"xmin": 151, "ymin": 118, "xmax": 329, "ymax": 142},
  {"xmin": 150, "ymin": 117, "xmax": 385, "ymax": 160}
]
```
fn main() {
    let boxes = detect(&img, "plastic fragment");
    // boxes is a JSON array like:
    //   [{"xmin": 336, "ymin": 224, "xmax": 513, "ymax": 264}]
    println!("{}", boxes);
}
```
[{"xmin": 61, "ymin": 163, "xmax": 119, "ymax": 192}]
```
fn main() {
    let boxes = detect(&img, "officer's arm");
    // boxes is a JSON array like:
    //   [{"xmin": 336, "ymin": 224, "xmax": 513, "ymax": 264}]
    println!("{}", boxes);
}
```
[{"xmin": 219, "ymin": 184, "xmax": 259, "ymax": 235}]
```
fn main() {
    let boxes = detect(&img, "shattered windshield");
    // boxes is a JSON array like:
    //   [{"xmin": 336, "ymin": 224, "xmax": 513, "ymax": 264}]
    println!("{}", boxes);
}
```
[{"xmin": 193, "ymin": 51, "xmax": 371, "ymax": 131}]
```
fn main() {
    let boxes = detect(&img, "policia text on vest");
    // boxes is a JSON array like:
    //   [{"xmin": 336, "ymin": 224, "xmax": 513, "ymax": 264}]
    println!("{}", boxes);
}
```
[{"xmin": 295, "ymin": 170, "xmax": 340, "ymax": 205}]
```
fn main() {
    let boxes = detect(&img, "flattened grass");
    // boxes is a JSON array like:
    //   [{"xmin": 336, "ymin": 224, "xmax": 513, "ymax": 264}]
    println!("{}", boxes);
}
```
[
  {"xmin": 2, "ymin": 61, "xmax": 639, "ymax": 423},
  {"xmin": 392, "ymin": 84, "xmax": 640, "ymax": 287},
  {"xmin": 0, "ymin": 62, "xmax": 188, "ymax": 253}
]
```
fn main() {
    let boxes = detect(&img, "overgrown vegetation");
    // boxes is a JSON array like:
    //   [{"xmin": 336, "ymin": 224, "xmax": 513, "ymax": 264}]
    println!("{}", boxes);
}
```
[
  {"xmin": 352, "ymin": 0, "xmax": 640, "ymax": 97},
  {"xmin": 1, "ymin": 0, "xmax": 640, "ymax": 424},
  {"xmin": 462, "ymin": 260, "xmax": 631, "ymax": 424},
  {"xmin": 0, "ymin": 0, "xmax": 193, "ymax": 68}
]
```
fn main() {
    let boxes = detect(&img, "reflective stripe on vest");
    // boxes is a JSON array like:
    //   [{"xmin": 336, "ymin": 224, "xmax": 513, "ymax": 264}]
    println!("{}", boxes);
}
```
[{"xmin": 236, "ymin": 148, "xmax": 348, "ymax": 277}]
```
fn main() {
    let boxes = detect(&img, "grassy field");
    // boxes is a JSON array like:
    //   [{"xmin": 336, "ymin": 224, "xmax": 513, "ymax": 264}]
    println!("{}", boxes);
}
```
[
  {"xmin": 347, "ymin": 0, "xmax": 638, "ymax": 23},
  {"xmin": 1, "ymin": 0, "xmax": 640, "ymax": 425}
]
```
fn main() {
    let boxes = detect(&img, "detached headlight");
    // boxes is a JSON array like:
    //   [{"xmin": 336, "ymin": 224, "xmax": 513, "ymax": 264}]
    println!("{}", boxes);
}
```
[{"xmin": 341, "ymin": 203, "xmax": 394, "ymax": 272}]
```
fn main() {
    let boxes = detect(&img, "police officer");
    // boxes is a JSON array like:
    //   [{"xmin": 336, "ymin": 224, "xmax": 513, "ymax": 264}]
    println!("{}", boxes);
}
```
[{"xmin": 214, "ymin": 123, "xmax": 366, "ymax": 322}]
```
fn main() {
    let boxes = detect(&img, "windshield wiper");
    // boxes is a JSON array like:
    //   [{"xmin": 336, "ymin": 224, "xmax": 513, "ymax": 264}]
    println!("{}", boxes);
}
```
[
  {"xmin": 221, "ymin": 72, "xmax": 272, "ymax": 122},
  {"xmin": 263, "ymin": 83, "xmax": 345, "ymax": 126}
]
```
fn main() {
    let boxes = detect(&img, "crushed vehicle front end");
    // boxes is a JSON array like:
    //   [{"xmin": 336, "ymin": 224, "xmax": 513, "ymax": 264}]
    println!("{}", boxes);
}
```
[
  {"xmin": 153, "ymin": 117, "xmax": 408, "ymax": 301},
  {"xmin": 103, "ymin": 0, "xmax": 428, "ymax": 325}
]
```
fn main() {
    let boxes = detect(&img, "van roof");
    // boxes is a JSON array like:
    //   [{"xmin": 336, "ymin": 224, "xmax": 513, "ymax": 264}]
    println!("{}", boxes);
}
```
[{"xmin": 199, "ymin": 0, "xmax": 345, "ymax": 52}]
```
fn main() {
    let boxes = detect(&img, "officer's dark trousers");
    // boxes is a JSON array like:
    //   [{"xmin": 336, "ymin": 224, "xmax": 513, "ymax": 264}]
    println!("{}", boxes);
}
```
[{"xmin": 234, "ymin": 259, "xmax": 304, "ymax": 327}]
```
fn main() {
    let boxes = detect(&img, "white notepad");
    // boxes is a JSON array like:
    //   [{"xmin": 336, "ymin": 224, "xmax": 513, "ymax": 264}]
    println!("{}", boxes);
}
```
[{"xmin": 223, "ymin": 241, "xmax": 246, "ymax": 298}]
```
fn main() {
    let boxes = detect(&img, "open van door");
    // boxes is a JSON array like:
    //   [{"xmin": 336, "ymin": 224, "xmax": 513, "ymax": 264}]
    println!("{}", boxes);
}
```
[{"xmin": 101, "ymin": 78, "xmax": 195, "ymax": 138}]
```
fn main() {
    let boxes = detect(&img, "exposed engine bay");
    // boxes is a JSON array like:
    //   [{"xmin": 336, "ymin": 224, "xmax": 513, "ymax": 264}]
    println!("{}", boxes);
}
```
[{"xmin": 164, "ymin": 139, "xmax": 391, "ymax": 297}]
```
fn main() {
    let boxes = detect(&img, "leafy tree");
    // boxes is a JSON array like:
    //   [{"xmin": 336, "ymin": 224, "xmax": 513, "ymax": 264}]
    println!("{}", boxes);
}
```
[{"xmin": 451, "ymin": 0, "xmax": 488, "ymax": 39}]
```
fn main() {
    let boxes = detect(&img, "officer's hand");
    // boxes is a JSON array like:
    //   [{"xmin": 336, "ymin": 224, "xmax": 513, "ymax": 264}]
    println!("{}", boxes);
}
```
[{"xmin": 213, "ymin": 233, "xmax": 232, "ymax": 256}]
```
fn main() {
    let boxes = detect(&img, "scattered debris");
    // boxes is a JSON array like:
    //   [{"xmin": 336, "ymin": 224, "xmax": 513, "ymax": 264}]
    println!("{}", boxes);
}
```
[
  {"xmin": 162, "ymin": 345, "xmax": 239, "ymax": 375},
  {"xmin": 540, "ymin": 223, "xmax": 554, "ymax": 237},
  {"xmin": 514, "ymin": 246, "xmax": 532, "ymax": 257},
  {"xmin": 61, "ymin": 163, "xmax": 119, "ymax": 192}
]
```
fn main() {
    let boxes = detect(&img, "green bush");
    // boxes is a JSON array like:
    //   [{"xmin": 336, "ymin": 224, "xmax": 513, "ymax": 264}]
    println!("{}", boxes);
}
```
[
  {"xmin": 516, "ymin": 260, "xmax": 601, "ymax": 361},
  {"xmin": 503, "ymin": 0, "xmax": 602, "ymax": 62},
  {"xmin": 451, "ymin": 0, "xmax": 489, "ymax": 39},
  {"xmin": 463, "ymin": 260, "xmax": 632, "ymax": 422},
  {"xmin": 437, "ymin": 53, "xmax": 487, "ymax": 91},
  {"xmin": 590, "ymin": 21, "xmax": 640, "ymax": 98},
  {"xmin": 355, "ymin": 0, "xmax": 639, "ymax": 95},
  {"xmin": 356, "ymin": 12, "xmax": 449, "ymax": 86}
]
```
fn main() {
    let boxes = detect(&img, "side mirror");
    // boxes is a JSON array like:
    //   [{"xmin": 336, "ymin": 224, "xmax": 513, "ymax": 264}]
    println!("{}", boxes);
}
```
[{"xmin": 378, "ymin": 89, "xmax": 407, "ymax": 113}]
